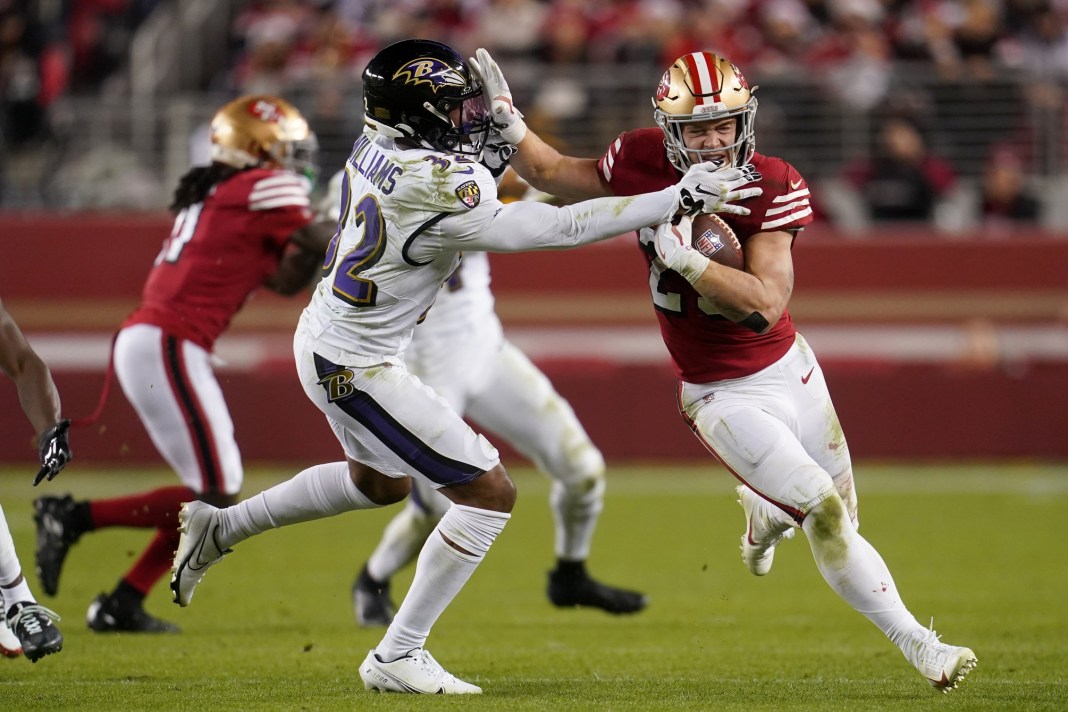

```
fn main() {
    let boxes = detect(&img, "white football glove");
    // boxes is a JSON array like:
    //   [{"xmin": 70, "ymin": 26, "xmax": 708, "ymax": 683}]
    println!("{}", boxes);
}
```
[
  {"xmin": 468, "ymin": 48, "xmax": 527, "ymax": 144},
  {"xmin": 653, "ymin": 216, "xmax": 709, "ymax": 284},
  {"xmin": 674, "ymin": 162, "xmax": 763, "ymax": 217}
]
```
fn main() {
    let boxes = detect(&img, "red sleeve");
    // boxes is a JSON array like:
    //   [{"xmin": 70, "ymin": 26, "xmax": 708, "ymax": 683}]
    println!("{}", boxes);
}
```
[
  {"xmin": 239, "ymin": 170, "xmax": 315, "ymax": 249},
  {"xmin": 597, "ymin": 132, "xmax": 627, "ymax": 191},
  {"xmin": 730, "ymin": 157, "xmax": 813, "ymax": 237},
  {"xmin": 596, "ymin": 129, "xmax": 679, "ymax": 196}
]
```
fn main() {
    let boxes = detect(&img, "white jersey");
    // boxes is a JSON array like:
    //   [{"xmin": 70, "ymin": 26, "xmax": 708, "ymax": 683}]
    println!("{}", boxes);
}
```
[
  {"xmin": 303, "ymin": 129, "xmax": 680, "ymax": 366},
  {"xmin": 302, "ymin": 132, "xmax": 498, "ymax": 362},
  {"xmin": 413, "ymin": 251, "xmax": 496, "ymax": 344}
]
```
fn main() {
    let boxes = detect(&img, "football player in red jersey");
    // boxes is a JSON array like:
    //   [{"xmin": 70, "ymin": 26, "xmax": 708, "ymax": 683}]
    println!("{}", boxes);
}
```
[
  {"xmin": 32, "ymin": 95, "xmax": 334, "ymax": 633},
  {"xmin": 469, "ymin": 49, "xmax": 978, "ymax": 693}
]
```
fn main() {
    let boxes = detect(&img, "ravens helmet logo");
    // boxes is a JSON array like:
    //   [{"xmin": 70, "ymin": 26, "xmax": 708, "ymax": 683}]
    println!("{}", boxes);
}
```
[{"xmin": 392, "ymin": 58, "xmax": 466, "ymax": 94}]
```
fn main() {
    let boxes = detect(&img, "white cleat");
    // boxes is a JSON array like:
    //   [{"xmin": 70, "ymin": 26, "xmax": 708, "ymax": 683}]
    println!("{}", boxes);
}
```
[
  {"xmin": 360, "ymin": 648, "xmax": 482, "ymax": 694},
  {"xmin": 0, "ymin": 620, "xmax": 22, "ymax": 658},
  {"xmin": 905, "ymin": 622, "xmax": 978, "ymax": 693},
  {"xmin": 171, "ymin": 500, "xmax": 231, "ymax": 607},
  {"xmin": 736, "ymin": 485, "xmax": 795, "ymax": 576}
]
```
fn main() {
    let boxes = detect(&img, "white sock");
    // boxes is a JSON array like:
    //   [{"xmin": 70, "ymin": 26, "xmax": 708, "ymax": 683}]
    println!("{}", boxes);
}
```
[
  {"xmin": 376, "ymin": 504, "xmax": 509, "ymax": 660},
  {"xmin": 0, "ymin": 578, "xmax": 34, "ymax": 613},
  {"xmin": 219, "ymin": 462, "xmax": 379, "ymax": 549},
  {"xmin": 803, "ymin": 503, "xmax": 925, "ymax": 650},
  {"xmin": 550, "ymin": 474, "xmax": 604, "ymax": 561},
  {"xmin": 366, "ymin": 501, "xmax": 439, "ymax": 582}
]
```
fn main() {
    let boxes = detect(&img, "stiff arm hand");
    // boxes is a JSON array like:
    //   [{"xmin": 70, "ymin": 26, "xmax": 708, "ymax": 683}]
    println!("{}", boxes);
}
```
[
  {"xmin": 34, "ymin": 418, "xmax": 72, "ymax": 486},
  {"xmin": 674, "ymin": 163, "xmax": 763, "ymax": 217},
  {"xmin": 468, "ymin": 48, "xmax": 527, "ymax": 144}
]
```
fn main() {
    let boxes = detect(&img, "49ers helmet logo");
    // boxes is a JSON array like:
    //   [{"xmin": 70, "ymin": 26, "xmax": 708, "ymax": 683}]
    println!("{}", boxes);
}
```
[
  {"xmin": 730, "ymin": 63, "xmax": 750, "ymax": 90},
  {"xmin": 655, "ymin": 70, "xmax": 672, "ymax": 101},
  {"xmin": 393, "ymin": 58, "xmax": 466, "ymax": 93},
  {"xmin": 248, "ymin": 99, "xmax": 284, "ymax": 123}
]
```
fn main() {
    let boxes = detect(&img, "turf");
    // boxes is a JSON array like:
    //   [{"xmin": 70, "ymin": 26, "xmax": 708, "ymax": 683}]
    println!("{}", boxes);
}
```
[{"xmin": 0, "ymin": 462, "xmax": 1064, "ymax": 710}]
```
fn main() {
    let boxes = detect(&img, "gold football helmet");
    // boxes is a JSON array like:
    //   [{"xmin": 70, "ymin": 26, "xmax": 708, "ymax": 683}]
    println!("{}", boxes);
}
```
[
  {"xmin": 652, "ymin": 53, "xmax": 758, "ymax": 171},
  {"xmin": 209, "ymin": 95, "xmax": 318, "ymax": 180}
]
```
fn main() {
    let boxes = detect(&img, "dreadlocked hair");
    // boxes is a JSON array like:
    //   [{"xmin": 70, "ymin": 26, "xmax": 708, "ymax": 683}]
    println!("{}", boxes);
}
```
[{"xmin": 169, "ymin": 163, "xmax": 241, "ymax": 212}]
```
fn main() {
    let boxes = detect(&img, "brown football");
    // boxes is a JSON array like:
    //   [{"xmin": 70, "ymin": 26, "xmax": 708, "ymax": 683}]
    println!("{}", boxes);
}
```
[{"xmin": 691, "ymin": 213, "xmax": 744, "ymax": 270}]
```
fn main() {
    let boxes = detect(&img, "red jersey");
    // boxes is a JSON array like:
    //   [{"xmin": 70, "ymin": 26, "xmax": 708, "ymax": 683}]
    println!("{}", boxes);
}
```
[
  {"xmin": 124, "ymin": 168, "xmax": 314, "ymax": 350},
  {"xmin": 597, "ymin": 127, "xmax": 813, "ymax": 382}
]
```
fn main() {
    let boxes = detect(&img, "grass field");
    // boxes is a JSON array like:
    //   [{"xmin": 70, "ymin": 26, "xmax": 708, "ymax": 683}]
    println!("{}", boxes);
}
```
[{"xmin": 0, "ymin": 462, "xmax": 1064, "ymax": 711}]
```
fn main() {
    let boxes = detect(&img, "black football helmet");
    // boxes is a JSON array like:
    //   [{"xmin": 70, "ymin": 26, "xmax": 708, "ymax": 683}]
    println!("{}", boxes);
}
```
[{"xmin": 362, "ymin": 39, "xmax": 491, "ymax": 157}]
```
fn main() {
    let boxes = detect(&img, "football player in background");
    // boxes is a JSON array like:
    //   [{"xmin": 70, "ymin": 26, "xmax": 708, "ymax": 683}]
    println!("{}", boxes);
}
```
[
  {"xmin": 32, "ymin": 95, "xmax": 333, "ymax": 633},
  {"xmin": 469, "ymin": 48, "xmax": 978, "ymax": 693},
  {"xmin": 0, "ymin": 296, "xmax": 67, "ymax": 661},
  {"xmin": 320, "ymin": 167, "xmax": 647, "ymax": 627},
  {"xmin": 169, "ymin": 38, "xmax": 756, "ymax": 695}
]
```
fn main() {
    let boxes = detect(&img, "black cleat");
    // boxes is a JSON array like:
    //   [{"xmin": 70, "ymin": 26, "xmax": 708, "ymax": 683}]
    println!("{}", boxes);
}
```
[
  {"xmin": 86, "ymin": 593, "xmax": 180, "ymax": 634},
  {"xmin": 7, "ymin": 602, "xmax": 63, "ymax": 662},
  {"xmin": 352, "ymin": 565, "xmax": 396, "ymax": 628},
  {"xmin": 548, "ymin": 563, "xmax": 648, "ymax": 614},
  {"xmin": 33, "ymin": 495, "xmax": 85, "ymax": 596}
]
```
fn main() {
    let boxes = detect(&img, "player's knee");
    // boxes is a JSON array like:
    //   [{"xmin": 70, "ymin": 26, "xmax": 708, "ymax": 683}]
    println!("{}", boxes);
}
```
[
  {"xmin": 554, "ymin": 471, "xmax": 605, "ymax": 505},
  {"xmin": 478, "ymin": 465, "xmax": 517, "ymax": 512},
  {"xmin": 555, "ymin": 426, "xmax": 605, "ymax": 479},
  {"xmin": 441, "ymin": 465, "xmax": 516, "ymax": 513},
  {"xmin": 804, "ymin": 493, "xmax": 850, "ymax": 544}
]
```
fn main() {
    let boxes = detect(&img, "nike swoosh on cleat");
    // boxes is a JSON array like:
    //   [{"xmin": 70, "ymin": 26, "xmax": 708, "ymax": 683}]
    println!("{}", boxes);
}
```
[
  {"xmin": 187, "ymin": 529, "xmax": 226, "ymax": 571},
  {"xmin": 801, "ymin": 367, "xmax": 815, "ymax": 384}
]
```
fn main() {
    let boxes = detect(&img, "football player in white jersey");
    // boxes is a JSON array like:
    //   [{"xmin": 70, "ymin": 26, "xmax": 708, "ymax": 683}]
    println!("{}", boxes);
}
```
[
  {"xmin": 170, "ymin": 38, "xmax": 760, "ymax": 695},
  {"xmin": 314, "ymin": 168, "xmax": 647, "ymax": 627},
  {"xmin": 0, "ymin": 295, "xmax": 66, "ymax": 662}
]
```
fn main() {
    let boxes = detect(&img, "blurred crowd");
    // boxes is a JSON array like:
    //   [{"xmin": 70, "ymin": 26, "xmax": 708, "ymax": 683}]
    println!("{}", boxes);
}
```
[
  {"xmin": 2, "ymin": 0, "xmax": 1068, "ymax": 230},
  {"xmin": 1, "ymin": 0, "xmax": 161, "ymax": 146},
  {"xmin": 224, "ymin": 0, "xmax": 1068, "ymax": 88}
]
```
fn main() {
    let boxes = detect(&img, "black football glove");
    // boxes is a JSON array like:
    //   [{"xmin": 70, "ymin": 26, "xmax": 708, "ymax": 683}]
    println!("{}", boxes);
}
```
[
  {"xmin": 481, "ymin": 140, "xmax": 517, "ymax": 180},
  {"xmin": 34, "ymin": 418, "xmax": 72, "ymax": 486}
]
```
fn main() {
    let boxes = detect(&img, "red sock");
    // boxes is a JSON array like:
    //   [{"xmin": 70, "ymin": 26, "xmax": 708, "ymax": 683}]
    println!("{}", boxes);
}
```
[
  {"xmin": 123, "ymin": 527, "xmax": 182, "ymax": 594},
  {"xmin": 89, "ymin": 486, "xmax": 196, "ymax": 529}
]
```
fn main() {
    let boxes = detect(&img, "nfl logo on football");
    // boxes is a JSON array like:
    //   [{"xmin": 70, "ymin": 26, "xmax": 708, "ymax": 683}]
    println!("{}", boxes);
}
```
[{"xmin": 694, "ymin": 229, "xmax": 724, "ymax": 257}]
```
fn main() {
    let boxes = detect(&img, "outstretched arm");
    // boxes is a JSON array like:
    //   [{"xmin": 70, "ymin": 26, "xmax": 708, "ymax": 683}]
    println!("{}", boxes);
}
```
[
  {"xmin": 0, "ymin": 296, "xmax": 62, "ymax": 435},
  {"xmin": 458, "ymin": 192, "xmax": 677, "ymax": 253},
  {"xmin": 509, "ymin": 134, "xmax": 608, "ymax": 202},
  {"xmin": 449, "ymin": 161, "xmax": 755, "ymax": 253},
  {"xmin": 469, "ymin": 48, "xmax": 607, "ymax": 201},
  {"xmin": 0, "ymin": 296, "xmax": 72, "ymax": 483}
]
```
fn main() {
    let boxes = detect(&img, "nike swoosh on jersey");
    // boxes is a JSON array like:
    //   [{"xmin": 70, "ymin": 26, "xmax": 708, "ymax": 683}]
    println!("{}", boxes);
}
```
[
  {"xmin": 790, "ymin": 178, "xmax": 802, "ymax": 189},
  {"xmin": 801, "ymin": 367, "xmax": 815, "ymax": 384}
]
